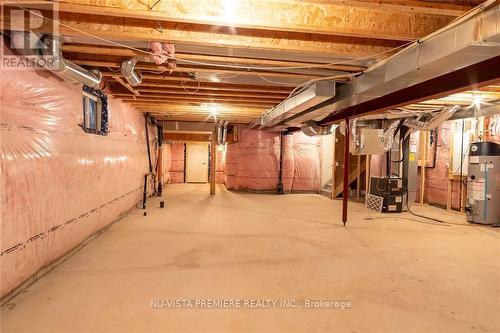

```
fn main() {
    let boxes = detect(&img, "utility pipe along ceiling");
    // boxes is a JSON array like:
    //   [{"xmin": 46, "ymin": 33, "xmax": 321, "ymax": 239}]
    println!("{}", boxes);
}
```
[{"xmin": 3, "ymin": 0, "xmax": 498, "ymax": 126}]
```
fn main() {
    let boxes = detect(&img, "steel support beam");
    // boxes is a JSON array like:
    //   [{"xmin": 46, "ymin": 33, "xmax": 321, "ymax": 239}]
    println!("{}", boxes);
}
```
[
  {"xmin": 342, "ymin": 118, "xmax": 350, "ymax": 226},
  {"xmin": 320, "ymin": 56, "xmax": 500, "ymax": 125}
]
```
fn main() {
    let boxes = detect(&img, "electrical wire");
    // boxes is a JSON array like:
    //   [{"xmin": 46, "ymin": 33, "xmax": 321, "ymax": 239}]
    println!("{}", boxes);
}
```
[
  {"xmin": 180, "ymin": 79, "xmax": 201, "ymax": 94},
  {"xmin": 16, "ymin": 5, "xmax": 416, "ymax": 72},
  {"xmin": 286, "ymin": 72, "xmax": 361, "ymax": 99},
  {"xmin": 169, "ymin": 41, "xmax": 413, "ymax": 71},
  {"xmin": 366, "ymin": 194, "xmax": 490, "ymax": 228},
  {"xmin": 107, "ymin": 66, "xmax": 120, "ymax": 73},
  {"xmin": 253, "ymin": 72, "xmax": 301, "ymax": 86},
  {"xmin": 402, "ymin": 187, "xmax": 486, "ymax": 228},
  {"xmin": 215, "ymin": 72, "xmax": 243, "ymax": 83}
]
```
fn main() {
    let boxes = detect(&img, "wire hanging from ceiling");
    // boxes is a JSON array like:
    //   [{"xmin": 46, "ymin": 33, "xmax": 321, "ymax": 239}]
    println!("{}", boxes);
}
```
[{"xmin": 16, "ymin": 6, "xmax": 416, "ymax": 72}]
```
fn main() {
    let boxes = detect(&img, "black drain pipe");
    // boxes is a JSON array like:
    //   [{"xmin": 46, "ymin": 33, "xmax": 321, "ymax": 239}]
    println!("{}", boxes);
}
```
[
  {"xmin": 277, "ymin": 131, "xmax": 285, "ymax": 195},
  {"xmin": 145, "ymin": 114, "xmax": 153, "ymax": 174},
  {"xmin": 143, "ymin": 114, "xmax": 153, "ymax": 209},
  {"xmin": 157, "ymin": 123, "xmax": 163, "ymax": 196},
  {"xmin": 142, "ymin": 174, "xmax": 148, "ymax": 209}
]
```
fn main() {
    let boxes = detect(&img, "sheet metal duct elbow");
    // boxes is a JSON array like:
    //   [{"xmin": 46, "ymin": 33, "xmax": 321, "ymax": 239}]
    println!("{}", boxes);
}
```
[
  {"xmin": 222, "ymin": 121, "xmax": 229, "ymax": 143},
  {"xmin": 300, "ymin": 120, "xmax": 333, "ymax": 136},
  {"xmin": 41, "ymin": 35, "xmax": 102, "ymax": 88},
  {"xmin": 403, "ymin": 105, "xmax": 460, "ymax": 130},
  {"xmin": 121, "ymin": 58, "xmax": 143, "ymax": 87}
]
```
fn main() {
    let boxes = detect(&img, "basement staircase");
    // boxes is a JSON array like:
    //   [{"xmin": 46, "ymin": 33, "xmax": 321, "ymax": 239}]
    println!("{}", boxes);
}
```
[
  {"xmin": 320, "ymin": 182, "xmax": 333, "ymax": 198},
  {"xmin": 320, "ymin": 129, "xmax": 367, "ymax": 199},
  {"xmin": 321, "ymin": 152, "xmax": 367, "ymax": 199},
  {"xmin": 332, "ymin": 160, "xmax": 366, "ymax": 198}
]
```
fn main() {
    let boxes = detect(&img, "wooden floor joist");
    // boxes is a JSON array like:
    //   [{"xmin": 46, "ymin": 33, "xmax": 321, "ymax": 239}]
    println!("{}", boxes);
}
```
[
  {"xmin": 48, "ymin": 0, "xmax": 455, "ymax": 42},
  {"xmin": 61, "ymin": 44, "xmax": 367, "ymax": 72},
  {"xmin": 3, "ymin": 0, "xmax": 483, "ymax": 123}
]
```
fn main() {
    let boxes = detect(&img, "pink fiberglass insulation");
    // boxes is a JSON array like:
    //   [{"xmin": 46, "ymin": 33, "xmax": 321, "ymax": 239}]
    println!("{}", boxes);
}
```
[
  {"xmin": 423, "ymin": 122, "xmax": 499, "ymax": 208},
  {"xmin": 226, "ymin": 129, "xmax": 280, "ymax": 191},
  {"xmin": 290, "ymin": 132, "xmax": 321, "ymax": 191},
  {"xmin": 216, "ymin": 148, "xmax": 226, "ymax": 184},
  {"xmin": 168, "ymin": 143, "xmax": 185, "ymax": 183},
  {"xmin": 422, "ymin": 122, "xmax": 457, "ymax": 207},
  {"xmin": 0, "ymin": 54, "xmax": 157, "ymax": 297},
  {"xmin": 161, "ymin": 143, "xmax": 172, "ymax": 184},
  {"xmin": 225, "ymin": 129, "xmax": 320, "ymax": 192}
]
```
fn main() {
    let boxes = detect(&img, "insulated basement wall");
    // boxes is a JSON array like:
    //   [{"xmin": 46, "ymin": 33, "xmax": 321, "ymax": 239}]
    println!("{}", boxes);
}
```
[
  {"xmin": 423, "ymin": 122, "xmax": 461, "ymax": 208},
  {"xmin": 216, "ymin": 148, "xmax": 226, "ymax": 184},
  {"xmin": 168, "ymin": 143, "xmax": 185, "ymax": 183},
  {"xmin": 0, "ymin": 53, "xmax": 159, "ymax": 297},
  {"xmin": 225, "ymin": 129, "xmax": 320, "ymax": 192},
  {"xmin": 162, "ymin": 143, "xmax": 172, "ymax": 184},
  {"xmin": 166, "ymin": 143, "xmax": 226, "ymax": 184},
  {"xmin": 424, "ymin": 120, "xmax": 500, "ymax": 208}
]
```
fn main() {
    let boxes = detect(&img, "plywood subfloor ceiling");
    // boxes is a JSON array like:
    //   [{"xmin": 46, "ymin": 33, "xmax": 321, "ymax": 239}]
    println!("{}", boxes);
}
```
[{"xmin": 7, "ymin": 0, "xmax": 486, "ymax": 123}]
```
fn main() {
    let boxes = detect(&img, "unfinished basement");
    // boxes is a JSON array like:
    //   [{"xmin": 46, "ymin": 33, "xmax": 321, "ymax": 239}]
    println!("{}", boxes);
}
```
[{"xmin": 1, "ymin": 1, "xmax": 500, "ymax": 332}]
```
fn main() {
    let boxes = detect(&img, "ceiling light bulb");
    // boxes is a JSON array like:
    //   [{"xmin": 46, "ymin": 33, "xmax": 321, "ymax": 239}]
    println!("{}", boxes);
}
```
[
  {"xmin": 222, "ymin": 0, "xmax": 239, "ymax": 22},
  {"xmin": 209, "ymin": 75, "xmax": 221, "ymax": 83},
  {"xmin": 473, "ymin": 94, "xmax": 483, "ymax": 108}
]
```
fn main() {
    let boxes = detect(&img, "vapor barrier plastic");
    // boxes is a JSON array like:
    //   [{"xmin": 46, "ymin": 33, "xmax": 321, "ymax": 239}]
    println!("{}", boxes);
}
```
[
  {"xmin": 161, "ymin": 143, "xmax": 172, "ymax": 184},
  {"xmin": 216, "ymin": 148, "xmax": 226, "ymax": 184},
  {"xmin": 291, "ymin": 132, "xmax": 321, "ymax": 191},
  {"xmin": 168, "ymin": 143, "xmax": 185, "ymax": 183},
  {"xmin": 226, "ymin": 129, "xmax": 320, "ymax": 191},
  {"xmin": 165, "ymin": 143, "xmax": 226, "ymax": 184},
  {"xmin": 0, "ymin": 55, "xmax": 157, "ymax": 297}
]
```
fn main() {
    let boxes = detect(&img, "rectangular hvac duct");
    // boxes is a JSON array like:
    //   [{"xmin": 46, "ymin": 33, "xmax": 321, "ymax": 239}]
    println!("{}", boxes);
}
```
[
  {"xmin": 311, "ymin": 0, "xmax": 500, "ymax": 123},
  {"xmin": 162, "ymin": 121, "xmax": 215, "ymax": 134},
  {"xmin": 259, "ymin": 0, "xmax": 500, "ymax": 128},
  {"xmin": 262, "ymin": 81, "xmax": 335, "ymax": 127}
]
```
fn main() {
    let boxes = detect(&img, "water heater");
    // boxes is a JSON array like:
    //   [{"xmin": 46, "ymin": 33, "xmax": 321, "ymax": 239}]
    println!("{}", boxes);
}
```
[{"xmin": 465, "ymin": 142, "xmax": 500, "ymax": 226}]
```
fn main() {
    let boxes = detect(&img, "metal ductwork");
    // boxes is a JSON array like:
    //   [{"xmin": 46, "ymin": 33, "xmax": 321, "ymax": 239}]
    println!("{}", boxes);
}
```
[
  {"xmin": 222, "ymin": 121, "xmax": 229, "ymax": 143},
  {"xmin": 40, "ymin": 35, "xmax": 102, "ymax": 88},
  {"xmin": 121, "ymin": 58, "xmax": 143, "ymax": 87},
  {"xmin": 349, "ymin": 119, "xmax": 400, "ymax": 155},
  {"xmin": 216, "ymin": 121, "xmax": 229, "ymax": 144},
  {"xmin": 256, "ymin": 0, "xmax": 500, "ymax": 129},
  {"xmin": 403, "ymin": 105, "xmax": 460, "ymax": 130},
  {"xmin": 300, "ymin": 120, "xmax": 333, "ymax": 136},
  {"xmin": 254, "ymin": 81, "xmax": 335, "ymax": 128},
  {"xmin": 162, "ymin": 121, "xmax": 215, "ymax": 133}
]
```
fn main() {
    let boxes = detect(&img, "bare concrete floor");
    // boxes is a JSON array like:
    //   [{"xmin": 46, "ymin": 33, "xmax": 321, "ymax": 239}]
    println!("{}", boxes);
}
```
[{"xmin": 2, "ymin": 184, "xmax": 500, "ymax": 333}]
